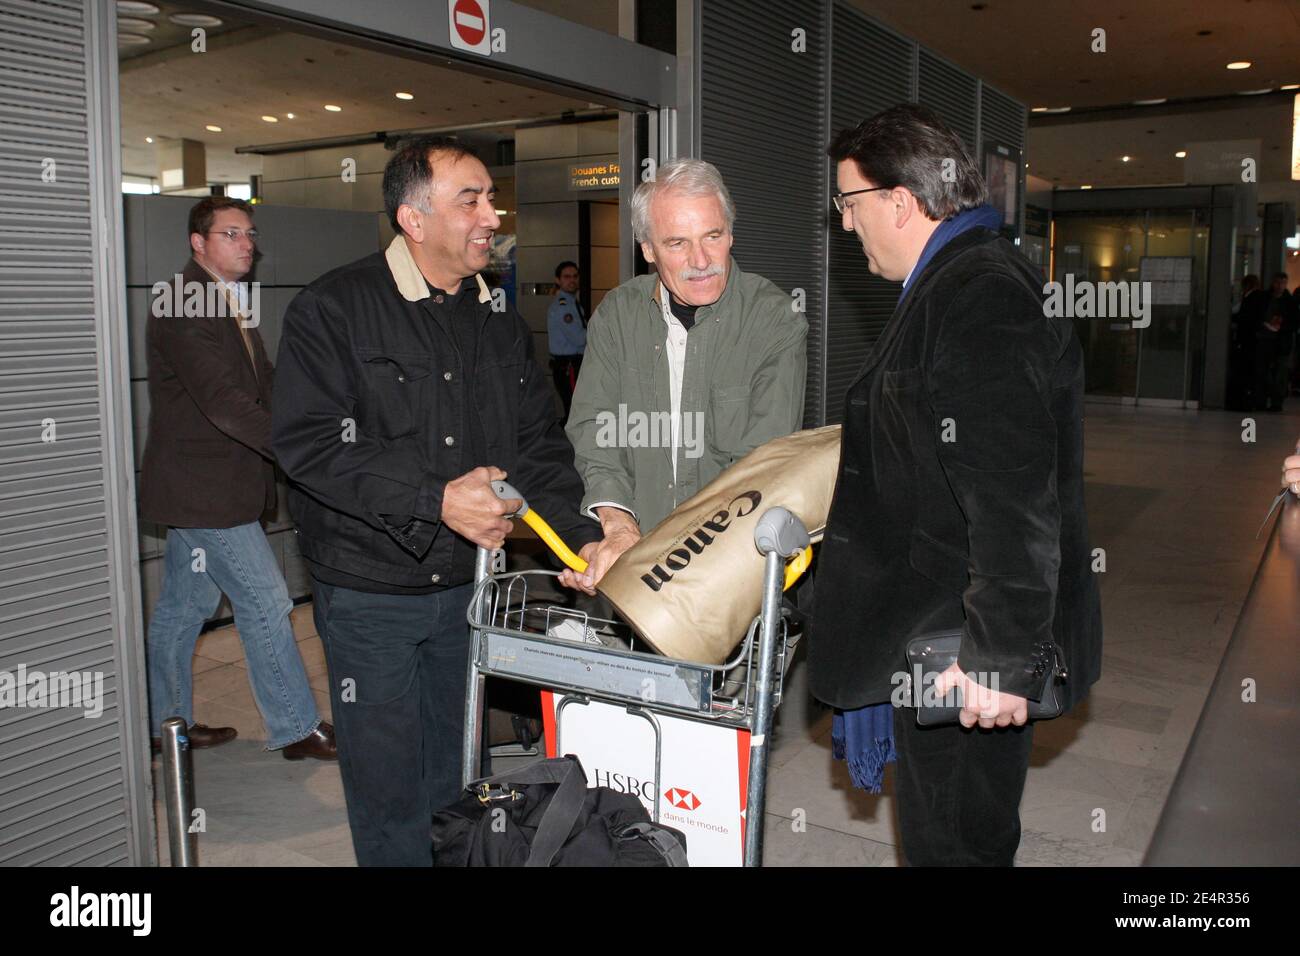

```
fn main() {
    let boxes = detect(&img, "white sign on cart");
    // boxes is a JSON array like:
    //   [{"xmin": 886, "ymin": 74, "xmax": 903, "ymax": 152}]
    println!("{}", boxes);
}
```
[{"xmin": 541, "ymin": 692, "xmax": 751, "ymax": 867}]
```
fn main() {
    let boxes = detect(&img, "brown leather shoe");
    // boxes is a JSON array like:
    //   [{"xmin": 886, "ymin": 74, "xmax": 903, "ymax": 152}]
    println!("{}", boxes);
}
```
[
  {"xmin": 282, "ymin": 721, "xmax": 338, "ymax": 761},
  {"xmin": 149, "ymin": 723, "xmax": 237, "ymax": 754}
]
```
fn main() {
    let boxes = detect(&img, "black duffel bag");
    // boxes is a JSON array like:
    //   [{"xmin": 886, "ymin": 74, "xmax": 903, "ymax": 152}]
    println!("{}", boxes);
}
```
[{"xmin": 431, "ymin": 756, "xmax": 688, "ymax": 866}]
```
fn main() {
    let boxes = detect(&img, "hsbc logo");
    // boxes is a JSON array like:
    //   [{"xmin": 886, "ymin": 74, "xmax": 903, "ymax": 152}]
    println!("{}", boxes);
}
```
[{"xmin": 664, "ymin": 787, "xmax": 701, "ymax": 810}]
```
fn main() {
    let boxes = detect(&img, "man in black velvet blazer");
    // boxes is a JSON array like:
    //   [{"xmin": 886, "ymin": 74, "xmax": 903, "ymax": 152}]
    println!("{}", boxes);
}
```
[{"xmin": 810, "ymin": 105, "xmax": 1102, "ymax": 866}]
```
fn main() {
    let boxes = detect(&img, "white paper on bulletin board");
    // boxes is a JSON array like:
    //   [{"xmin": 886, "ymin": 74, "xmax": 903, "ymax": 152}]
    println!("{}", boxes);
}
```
[{"xmin": 1140, "ymin": 256, "xmax": 1193, "ymax": 306}]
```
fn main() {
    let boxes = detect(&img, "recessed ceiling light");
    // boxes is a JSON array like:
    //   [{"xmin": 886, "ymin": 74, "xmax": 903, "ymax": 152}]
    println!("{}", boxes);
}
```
[
  {"xmin": 1237, "ymin": 88, "xmax": 1272, "ymax": 95},
  {"xmin": 117, "ymin": 33, "xmax": 149, "ymax": 45},
  {"xmin": 1121, "ymin": 156, "xmax": 1131, "ymax": 162},
  {"xmin": 1226, "ymin": 61, "xmax": 1252, "ymax": 70},
  {"xmin": 324, "ymin": 104, "xmax": 342, "ymax": 112},
  {"xmin": 117, "ymin": 16, "xmax": 156, "ymax": 31},
  {"xmin": 1031, "ymin": 106, "xmax": 1049, "ymax": 113},
  {"xmin": 145, "ymin": 136, "xmax": 153, "ymax": 143},
  {"xmin": 1080, "ymin": 185, "xmax": 1093, "ymax": 190},
  {"xmin": 395, "ymin": 92, "xmax": 414, "ymax": 100},
  {"xmin": 1133, "ymin": 98, "xmax": 1166, "ymax": 105},
  {"xmin": 205, "ymin": 124, "xmax": 222, "ymax": 132},
  {"xmin": 1175, "ymin": 150, "xmax": 1187, "ymax": 158},
  {"xmin": 286, "ymin": 112, "xmax": 295, "ymax": 119},
  {"xmin": 261, "ymin": 115, "xmax": 278, "ymax": 122},
  {"xmin": 494, "ymin": 209, "xmax": 508, "ymax": 216},
  {"xmin": 116, "ymin": 1, "xmax": 159, "ymax": 13},
  {"xmin": 1281, "ymin": 84, "xmax": 1299, "ymax": 90},
  {"xmin": 169, "ymin": 13, "xmax": 222, "ymax": 27}
]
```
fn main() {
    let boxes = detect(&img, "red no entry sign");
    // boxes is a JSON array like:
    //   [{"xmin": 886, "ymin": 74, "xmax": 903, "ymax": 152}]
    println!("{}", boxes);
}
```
[{"xmin": 451, "ymin": 0, "xmax": 487, "ymax": 48}]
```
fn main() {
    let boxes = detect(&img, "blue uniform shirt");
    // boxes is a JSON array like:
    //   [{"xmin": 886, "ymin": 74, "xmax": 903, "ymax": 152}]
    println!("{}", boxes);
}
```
[{"xmin": 547, "ymin": 291, "xmax": 587, "ymax": 356}]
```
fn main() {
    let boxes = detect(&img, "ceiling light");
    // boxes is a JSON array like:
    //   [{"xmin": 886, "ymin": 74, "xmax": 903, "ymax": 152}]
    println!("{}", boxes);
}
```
[
  {"xmin": 117, "ymin": 16, "xmax": 156, "ymax": 31},
  {"xmin": 1133, "ymin": 98, "xmax": 1166, "ymax": 105},
  {"xmin": 1080, "ymin": 185, "xmax": 1093, "ymax": 190},
  {"xmin": 1040, "ymin": 107, "xmax": 1071, "ymax": 114},
  {"xmin": 395, "ymin": 92, "xmax": 414, "ymax": 100},
  {"xmin": 494, "ymin": 209, "xmax": 508, "ymax": 216},
  {"xmin": 1121, "ymin": 156, "xmax": 1131, "ymax": 162},
  {"xmin": 1031, "ymin": 106, "xmax": 1049, "ymax": 113},
  {"xmin": 324, "ymin": 104, "xmax": 342, "ymax": 112},
  {"xmin": 145, "ymin": 136, "xmax": 153, "ymax": 143},
  {"xmin": 205, "ymin": 124, "xmax": 222, "ymax": 132},
  {"xmin": 1175, "ymin": 150, "xmax": 1187, "ymax": 158},
  {"xmin": 1226, "ymin": 61, "xmax": 1252, "ymax": 70},
  {"xmin": 286, "ymin": 112, "xmax": 295, "ymax": 119},
  {"xmin": 117, "ymin": 33, "xmax": 149, "ymax": 45},
  {"xmin": 116, "ymin": 1, "xmax": 160, "ymax": 13},
  {"xmin": 1282, "ymin": 84, "xmax": 1300, "ymax": 91},
  {"xmin": 1237, "ymin": 88, "xmax": 1272, "ymax": 95},
  {"xmin": 169, "ymin": 13, "xmax": 222, "ymax": 27},
  {"xmin": 261, "ymin": 115, "xmax": 278, "ymax": 122}
]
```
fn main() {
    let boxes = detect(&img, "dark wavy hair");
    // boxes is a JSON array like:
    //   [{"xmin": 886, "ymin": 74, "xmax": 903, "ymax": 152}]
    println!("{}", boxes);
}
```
[{"xmin": 827, "ymin": 103, "xmax": 987, "ymax": 220}]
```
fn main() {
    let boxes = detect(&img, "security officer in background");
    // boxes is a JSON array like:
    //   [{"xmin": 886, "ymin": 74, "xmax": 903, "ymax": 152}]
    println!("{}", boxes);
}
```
[{"xmin": 547, "ymin": 260, "xmax": 586, "ymax": 417}]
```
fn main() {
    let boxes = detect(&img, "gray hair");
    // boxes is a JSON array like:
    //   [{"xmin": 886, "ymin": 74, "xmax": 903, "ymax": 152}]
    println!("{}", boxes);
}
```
[{"xmin": 630, "ymin": 158, "xmax": 736, "ymax": 242}]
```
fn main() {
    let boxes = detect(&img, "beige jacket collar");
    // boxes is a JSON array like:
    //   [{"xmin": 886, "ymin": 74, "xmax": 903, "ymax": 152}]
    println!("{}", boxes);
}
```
[{"xmin": 385, "ymin": 235, "xmax": 492, "ymax": 305}]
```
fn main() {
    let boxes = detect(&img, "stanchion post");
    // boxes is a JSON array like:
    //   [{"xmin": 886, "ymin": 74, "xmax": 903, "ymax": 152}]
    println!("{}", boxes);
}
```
[{"xmin": 160, "ymin": 716, "xmax": 197, "ymax": 866}]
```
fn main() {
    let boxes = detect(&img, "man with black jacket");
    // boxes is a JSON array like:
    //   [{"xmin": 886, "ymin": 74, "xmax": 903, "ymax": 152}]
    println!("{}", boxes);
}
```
[
  {"xmin": 140, "ymin": 197, "xmax": 335, "ymax": 761},
  {"xmin": 272, "ymin": 137, "xmax": 601, "ymax": 866},
  {"xmin": 811, "ymin": 105, "xmax": 1102, "ymax": 865}
]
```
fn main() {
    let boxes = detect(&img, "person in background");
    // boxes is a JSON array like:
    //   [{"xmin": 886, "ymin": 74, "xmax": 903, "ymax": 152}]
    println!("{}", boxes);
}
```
[
  {"xmin": 139, "ymin": 196, "xmax": 336, "ymax": 761},
  {"xmin": 1255, "ymin": 273, "xmax": 1298, "ymax": 412},
  {"xmin": 547, "ymin": 260, "xmax": 586, "ymax": 418}
]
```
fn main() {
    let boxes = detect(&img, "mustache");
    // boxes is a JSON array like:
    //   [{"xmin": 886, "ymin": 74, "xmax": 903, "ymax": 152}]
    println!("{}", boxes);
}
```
[{"xmin": 678, "ymin": 264, "xmax": 723, "ymax": 281}]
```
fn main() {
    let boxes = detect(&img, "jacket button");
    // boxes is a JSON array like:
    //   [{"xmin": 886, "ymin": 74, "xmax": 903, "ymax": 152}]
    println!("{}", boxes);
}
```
[
  {"xmin": 431, "ymin": 574, "xmax": 440, "ymax": 583},
  {"xmin": 254, "ymin": 398, "xmax": 262, "ymax": 405},
  {"xmin": 434, "ymin": 294, "xmax": 444, "ymax": 304},
  {"xmin": 444, "ymin": 435, "xmax": 455, "ymax": 446},
  {"xmin": 397, "ymin": 375, "xmax": 406, "ymax": 383},
  {"xmin": 444, "ymin": 371, "xmax": 453, "ymax": 381}
]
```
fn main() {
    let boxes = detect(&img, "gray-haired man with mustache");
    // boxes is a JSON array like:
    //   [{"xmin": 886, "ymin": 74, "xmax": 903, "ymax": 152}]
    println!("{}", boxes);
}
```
[{"xmin": 562, "ymin": 159, "xmax": 808, "ymax": 593}]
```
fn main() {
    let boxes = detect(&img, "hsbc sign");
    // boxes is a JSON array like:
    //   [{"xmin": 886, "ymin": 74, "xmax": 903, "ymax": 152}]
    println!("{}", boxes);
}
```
[{"xmin": 665, "ymin": 787, "xmax": 702, "ymax": 811}]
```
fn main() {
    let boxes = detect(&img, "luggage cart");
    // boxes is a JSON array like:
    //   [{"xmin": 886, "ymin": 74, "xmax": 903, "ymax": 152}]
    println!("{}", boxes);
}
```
[{"xmin": 461, "ymin": 485, "xmax": 811, "ymax": 867}]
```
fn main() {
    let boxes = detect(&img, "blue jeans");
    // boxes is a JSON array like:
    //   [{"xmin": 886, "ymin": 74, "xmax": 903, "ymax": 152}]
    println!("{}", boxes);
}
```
[
  {"xmin": 311, "ymin": 579, "xmax": 473, "ymax": 867},
  {"xmin": 146, "ymin": 523, "xmax": 320, "ymax": 749}
]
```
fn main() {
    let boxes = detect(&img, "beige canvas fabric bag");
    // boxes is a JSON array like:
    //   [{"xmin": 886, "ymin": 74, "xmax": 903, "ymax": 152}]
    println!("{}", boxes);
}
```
[{"xmin": 599, "ymin": 425, "xmax": 842, "ymax": 664}]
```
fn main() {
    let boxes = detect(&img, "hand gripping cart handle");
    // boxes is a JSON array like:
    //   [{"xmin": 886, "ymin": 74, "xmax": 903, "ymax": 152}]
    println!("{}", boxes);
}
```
[{"xmin": 461, "ymin": 481, "xmax": 812, "ymax": 867}]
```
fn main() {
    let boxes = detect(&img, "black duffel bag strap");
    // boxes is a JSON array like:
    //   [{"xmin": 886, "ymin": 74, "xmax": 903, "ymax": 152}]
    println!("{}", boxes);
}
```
[{"xmin": 471, "ymin": 756, "xmax": 589, "ymax": 868}]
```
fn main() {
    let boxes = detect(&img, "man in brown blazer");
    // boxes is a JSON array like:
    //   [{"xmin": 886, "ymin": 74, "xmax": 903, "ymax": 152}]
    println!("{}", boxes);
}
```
[{"xmin": 139, "ymin": 196, "xmax": 335, "ymax": 760}]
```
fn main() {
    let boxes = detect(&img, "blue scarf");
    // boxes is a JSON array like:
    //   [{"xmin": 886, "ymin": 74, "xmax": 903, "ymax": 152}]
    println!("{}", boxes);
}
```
[
  {"xmin": 899, "ymin": 203, "xmax": 1004, "ymax": 306},
  {"xmin": 830, "ymin": 203, "xmax": 1002, "ymax": 795}
]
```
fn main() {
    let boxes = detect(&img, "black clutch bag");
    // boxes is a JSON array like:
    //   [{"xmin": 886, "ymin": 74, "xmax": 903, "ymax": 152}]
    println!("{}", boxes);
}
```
[{"xmin": 902, "ymin": 629, "xmax": 1068, "ymax": 726}]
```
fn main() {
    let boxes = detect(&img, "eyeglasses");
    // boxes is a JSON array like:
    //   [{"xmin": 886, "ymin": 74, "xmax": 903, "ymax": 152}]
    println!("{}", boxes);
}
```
[
  {"xmin": 832, "ymin": 186, "xmax": 889, "ymax": 215},
  {"xmin": 208, "ymin": 228, "xmax": 259, "ymax": 243}
]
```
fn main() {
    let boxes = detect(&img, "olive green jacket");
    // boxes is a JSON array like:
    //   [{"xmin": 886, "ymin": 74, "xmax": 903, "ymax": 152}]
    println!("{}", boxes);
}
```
[{"xmin": 566, "ymin": 259, "xmax": 808, "ymax": 531}]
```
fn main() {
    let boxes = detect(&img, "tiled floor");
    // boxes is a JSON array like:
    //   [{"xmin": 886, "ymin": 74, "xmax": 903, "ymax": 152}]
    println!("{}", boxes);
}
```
[{"xmin": 152, "ymin": 403, "xmax": 1300, "ymax": 866}]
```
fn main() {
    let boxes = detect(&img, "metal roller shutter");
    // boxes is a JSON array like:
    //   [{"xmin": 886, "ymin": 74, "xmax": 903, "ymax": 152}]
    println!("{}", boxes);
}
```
[
  {"xmin": 0, "ymin": 0, "xmax": 149, "ymax": 865},
  {"xmin": 822, "ymin": 3, "xmax": 913, "ymax": 425},
  {"xmin": 700, "ymin": 0, "xmax": 828, "ymax": 428}
]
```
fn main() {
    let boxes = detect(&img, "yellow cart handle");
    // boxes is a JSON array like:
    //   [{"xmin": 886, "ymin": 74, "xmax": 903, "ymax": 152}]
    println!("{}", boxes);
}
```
[{"xmin": 492, "ymin": 479, "xmax": 811, "ymax": 588}]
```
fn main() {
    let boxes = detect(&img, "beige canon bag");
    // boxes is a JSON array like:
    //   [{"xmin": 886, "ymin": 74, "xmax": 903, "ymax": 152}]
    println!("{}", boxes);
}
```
[{"xmin": 598, "ymin": 425, "xmax": 842, "ymax": 664}]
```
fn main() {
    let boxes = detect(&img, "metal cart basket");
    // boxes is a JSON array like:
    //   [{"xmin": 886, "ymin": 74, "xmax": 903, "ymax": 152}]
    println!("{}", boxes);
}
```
[{"xmin": 461, "ymin": 502, "xmax": 811, "ymax": 867}]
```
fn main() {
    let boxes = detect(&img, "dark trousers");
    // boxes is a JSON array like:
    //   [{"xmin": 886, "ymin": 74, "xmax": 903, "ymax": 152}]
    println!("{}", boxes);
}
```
[
  {"xmin": 893, "ymin": 707, "xmax": 1035, "ymax": 866},
  {"xmin": 311, "ymin": 579, "xmax": 473, "ymax": 867},
  {"xmin": 550, "ymin": 354, "xmax": 582, "ymax": 418}
]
